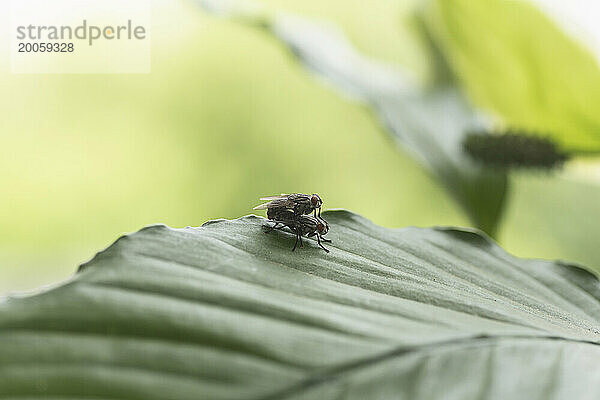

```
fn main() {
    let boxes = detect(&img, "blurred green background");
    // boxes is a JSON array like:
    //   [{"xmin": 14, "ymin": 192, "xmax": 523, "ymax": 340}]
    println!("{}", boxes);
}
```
[{"xmin": 1, "ymin": 0, "xmax": 599, "ymax": 295}]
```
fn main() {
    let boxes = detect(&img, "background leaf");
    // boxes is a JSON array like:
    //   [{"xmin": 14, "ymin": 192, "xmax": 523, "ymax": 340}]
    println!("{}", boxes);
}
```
[
  {"xmin": 1, "ymin": 210, "xmax": 599, "ymax": 399},
  {"xmin": 198, "ymin": 2, "xmax": 508, "ymax": 236},
  {"xmin": 427, "ymin": 0, "xmax": 600, "ymax": 153}
]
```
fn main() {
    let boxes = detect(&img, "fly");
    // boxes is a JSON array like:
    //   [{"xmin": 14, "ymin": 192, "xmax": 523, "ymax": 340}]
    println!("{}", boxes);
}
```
[
  {"xmin": 254, "ymin": 193, "xmax": 323, "ymax": 218},
  {"xmin": 264, "ymin": 208, "xmax": 331, "ymax": 253}
]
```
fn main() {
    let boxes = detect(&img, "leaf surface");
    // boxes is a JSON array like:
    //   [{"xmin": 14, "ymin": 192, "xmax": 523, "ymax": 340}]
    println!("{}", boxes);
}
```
[{"xmin": 1, "ymin": 210, "xmax": 599, "ymax": 399}]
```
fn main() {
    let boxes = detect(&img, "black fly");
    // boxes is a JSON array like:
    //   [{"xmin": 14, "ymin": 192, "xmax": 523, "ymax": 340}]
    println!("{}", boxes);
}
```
[
  {"xmin": 264, "ymin": 208, "xmax": 331, "ymax": 253},
  {"xmin": 253, "ymin": 193, "xmax": 323, "ymax": 218}
]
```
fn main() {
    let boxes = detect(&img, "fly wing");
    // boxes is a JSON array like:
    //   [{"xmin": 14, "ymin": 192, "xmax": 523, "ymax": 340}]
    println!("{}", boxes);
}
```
[
  {"xmin": 259, "ymin": 194, "xmax": 289, "ymax": 201},
  {"xmin": 253, "ymin": 195, "xmax": 293, "ymax": 210}
]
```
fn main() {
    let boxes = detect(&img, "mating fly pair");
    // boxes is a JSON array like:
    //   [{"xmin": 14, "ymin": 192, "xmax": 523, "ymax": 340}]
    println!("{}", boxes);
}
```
[{"xmin": 254, "ymin": 193, "xmax": 331, "ymax": 253}]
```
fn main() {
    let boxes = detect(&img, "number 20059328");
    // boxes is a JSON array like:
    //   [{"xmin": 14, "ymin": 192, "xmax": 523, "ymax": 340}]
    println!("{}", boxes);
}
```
[{"xmin": 18, "ymin": 42, "xmax": 74, "ymax": 52}]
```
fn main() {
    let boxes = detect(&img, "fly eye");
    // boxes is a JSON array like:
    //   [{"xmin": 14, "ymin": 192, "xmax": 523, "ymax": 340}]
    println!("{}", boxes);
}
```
[
  {"xmin": 318, "ymin": 223, "xmax": 329, "ymax": 234},
  {"xmin": 311, "ymin": 195, "xmax": 318, "ymax": 206}
]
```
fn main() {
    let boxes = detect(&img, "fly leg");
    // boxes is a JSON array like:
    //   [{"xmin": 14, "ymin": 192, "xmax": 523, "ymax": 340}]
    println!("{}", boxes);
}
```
[
  {"xmin": 307, "ymin": 231, "xmax": 332, "ymax": 244},
  {"xmin": 316, "ymin": 234, "xmax": 330, "ymax": 253},
  {"xmin": 292, "ymin": 231, "xmax": 300, "ymax": 251},
  {"xmin": 264, "ymin": 222, "xmax": 281, "ymax": 233}
]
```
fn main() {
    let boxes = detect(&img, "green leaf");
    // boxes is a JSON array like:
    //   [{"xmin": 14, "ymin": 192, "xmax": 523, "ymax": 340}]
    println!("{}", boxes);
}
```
[
  {"xmin": 197, "ymin": 4, "xmax": 508, "ymax": 237},
  {"xmin": 427, "ymin": 0, "xmax": 600, "ymax": 153},
  {"xmin": 2, "ymin": 210, "xmax": 600, "ymax": 399}
]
